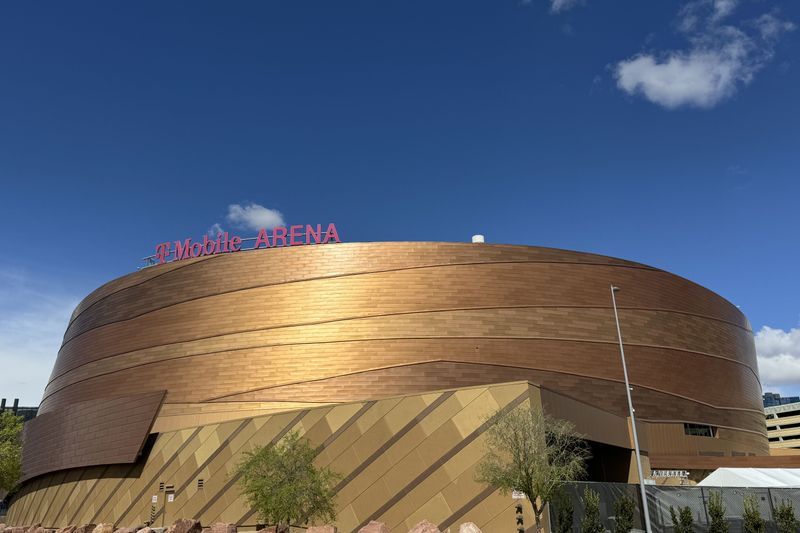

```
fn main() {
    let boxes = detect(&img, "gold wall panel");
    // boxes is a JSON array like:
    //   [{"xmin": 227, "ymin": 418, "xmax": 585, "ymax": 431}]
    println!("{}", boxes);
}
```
[{"xmin": 11, "ymin": 383, "xmax": 543, "ymax": 531}]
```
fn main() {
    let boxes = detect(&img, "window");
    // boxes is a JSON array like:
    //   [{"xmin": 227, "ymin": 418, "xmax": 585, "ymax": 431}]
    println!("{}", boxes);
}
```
[{"xmin": 684, "ymin": 423, "xmax": 716, "ymax": 437}]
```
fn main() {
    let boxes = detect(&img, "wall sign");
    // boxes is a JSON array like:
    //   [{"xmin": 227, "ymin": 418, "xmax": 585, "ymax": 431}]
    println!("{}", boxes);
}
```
[
  {"xmin": 651, "ymin": 469, "xmax": 689, "ymax": 478},
  {"xmin": 145, "ymin": 223, "xmax": 341, "ymax": 267}
]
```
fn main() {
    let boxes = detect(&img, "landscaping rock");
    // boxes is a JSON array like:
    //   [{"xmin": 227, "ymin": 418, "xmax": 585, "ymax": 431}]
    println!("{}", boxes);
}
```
[
  {"xmin": 208, "ymin": 524, "xmax": 235, "ymax": 533},
  {"xmin": 166, "ymin": 521, "xmax": 201, "ymax": 533},
  {"xmin": 408, "ymin": 520, "xmax": 440, "ymax": 533},
  {"xmin": 92, "ymin": 524, "xmax": 114, "ymax": 533},
  {"xmin": 57, "ymin": 525, "xmax": 77, "ymax": 533},
  {"xmin": 358, "ymin": 522, "xmax": 389, "ymax": 533},
  {"xmin": 113, "ymin": 528, "xmax": 138, "ymax": 533},
  {"xmin": 134, "ymin": 528, "xmax": 153, "ymax": 533},
  {"xmin": 307, "ymin": 526, "xmax": 337, "ymax": 533},
  {"xmin": 25, "ymin": 524, "xmax": 42, "ymax": 533},
  {"xmin": 12, "ymin": 527, "xmax": 27, "ymax": 533},
  {"xmin": 74, "ymin": 525, "xmax": 97, "ymax": 533},
  {"xmin": 458, "ymin": 523, "xmax": 482, "ymax": 533}
]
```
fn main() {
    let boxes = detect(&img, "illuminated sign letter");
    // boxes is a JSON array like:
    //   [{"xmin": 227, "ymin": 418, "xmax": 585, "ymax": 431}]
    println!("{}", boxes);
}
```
[
  {"xmin": 273, "ymin": 226, "xmax": 287, "ymax": 247},
  {"xmin": 254, "ymin": 229, "xmax": 270, "ymax": 249},
  {"xmin": 305, "ymin": 224, "xmax": 321, "ymax": 245},
  {"xmin": 174, "ymin": 239, "xmax": 192, "ymax": 260},
  {"xmin": 155, "ymin": 242, "xmax": 172, "ymax": 264},
  {"xmin": 202, "ymin": 234, "xmax": 217, "ymax": 256},
  {"xmin": 289, "ymin": 225, "xmax": 303, "ymax": 246},
  {"xmin": 323, "ymin": 223, "xmax": 341, "ymax": 244}
]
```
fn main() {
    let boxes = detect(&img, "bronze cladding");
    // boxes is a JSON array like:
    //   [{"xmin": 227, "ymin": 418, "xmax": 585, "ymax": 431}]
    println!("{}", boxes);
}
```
[
  {"xmin": 21, "ymin": 391, "xmax": 164, "ymax": 481},
  {"xmin": 24, "ymin": 242, "xmax": 766, "ymax": 481}
]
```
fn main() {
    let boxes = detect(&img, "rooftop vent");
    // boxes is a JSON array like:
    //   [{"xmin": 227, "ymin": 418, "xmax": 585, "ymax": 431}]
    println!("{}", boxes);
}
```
[{"xmin": 471, "ymin": 234, "xmax": 485, "ymax": 244}]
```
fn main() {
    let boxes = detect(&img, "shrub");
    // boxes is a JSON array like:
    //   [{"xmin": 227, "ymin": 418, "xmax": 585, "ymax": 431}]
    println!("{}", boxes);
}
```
[
  {"xmin": 743, "ymin": 495, "xmax": 765, "ymax": 533},
  {"xmin": 708, "ymin": 491, "xmax": 729, "ymax": 533},
  {"xmin": 613, "ymin": 493, "xmax": 635, "ymax": 533},
  {"xmin": 235, "ymin": 431, "xmax": 339, "ymax": 531},
  {"xmin": 775, "ymin": 499, "xmax": 799, "ymax": 533},
  {"xmin": 669, "ymin": 505, "xmax": 693, "ymax": 533},
  {"xmin": 581, "ymin": 486, "xmax": 604, "ymax": 533},
  {"xmin": 553, "ymin": 489, "xmax": 575, "ymax": 533}
]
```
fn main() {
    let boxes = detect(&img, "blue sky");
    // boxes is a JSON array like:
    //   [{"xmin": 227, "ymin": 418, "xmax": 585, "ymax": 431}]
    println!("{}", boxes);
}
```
[{"xmin": 1, "ymin": 0, "xmax": 798, "ymax": 404}]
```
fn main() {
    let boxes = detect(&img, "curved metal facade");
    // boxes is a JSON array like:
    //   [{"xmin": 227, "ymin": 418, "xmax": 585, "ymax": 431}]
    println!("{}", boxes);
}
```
[{"xmin": 19, "ymin": 241, "xmax": 765, "ymax": 484}]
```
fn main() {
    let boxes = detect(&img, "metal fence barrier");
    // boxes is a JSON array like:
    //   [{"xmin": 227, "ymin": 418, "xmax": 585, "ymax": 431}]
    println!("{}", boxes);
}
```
[{"xmin": 549, "ymin": 482, "xmax": 800, "ymax": 533}]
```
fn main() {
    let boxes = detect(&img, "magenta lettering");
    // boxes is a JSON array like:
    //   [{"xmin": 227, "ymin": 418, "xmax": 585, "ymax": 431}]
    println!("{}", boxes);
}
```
[{"xmin": 149, "ymin": 222, "xmax": 340, "ymax": 266}]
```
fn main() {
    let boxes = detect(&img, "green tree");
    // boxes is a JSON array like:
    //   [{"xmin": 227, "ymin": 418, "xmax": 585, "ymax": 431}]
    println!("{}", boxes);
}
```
[
  {"xmin": 553, "ymin": 489, "xmax": 575, "ymax": 533},
  {"xmin": 581, "ymin": 486, "xmax": 604, "ymax": 533},
  {"xmin": 0, "ymin": 411, "xmax": 23, "ymax": 492},
  {"xmin": 613, "ymin": 493, "xmax": 635, "ymax": 533},
  {"xmin": 775, "ymin": 499, "xmax": 799, "ymax": 533},
  {"xmin": 235, "ymin": 431, "xmax": 339, "ymax": 532},
  {"xmin": 743, "ymin": 495, "xmax": 765, "ymax": 533},
  {"xmin": 708, "ymin": 490, "xmax": 729, "ymax": 533},
  {"xmin": 669, "ymin": 506, "xmax": 693, "ymax": 533},
  {"xmin": 475, "ymin": 404, "xmax": 590, "ymax": 533}
]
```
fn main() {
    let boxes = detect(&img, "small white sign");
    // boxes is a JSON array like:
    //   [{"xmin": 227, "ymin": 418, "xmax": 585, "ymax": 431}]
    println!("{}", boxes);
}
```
[
  {"xmin": 512, "ymin": 490, "xmax": 526, "ymax": 500},
  {"xmin": 652, "ymin": 469, "xmax": 689, "ymax": 479},
  {"xmin": 151, "ymin": 495, "xmax": 158, "ymax": 503},
  {"xmin": 167, "ymin": 494, "xmax": 175, "ymax": 503}
]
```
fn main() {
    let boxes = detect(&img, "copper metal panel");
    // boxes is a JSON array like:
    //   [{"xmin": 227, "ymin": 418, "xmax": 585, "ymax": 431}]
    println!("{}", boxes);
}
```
[
  {"xmin": 20, "ymin": 391, "xmax": 165, "ymax": 482},
  {"xmin": 27, "ymin": 242, "xmax": 765, "ymax": 482}
]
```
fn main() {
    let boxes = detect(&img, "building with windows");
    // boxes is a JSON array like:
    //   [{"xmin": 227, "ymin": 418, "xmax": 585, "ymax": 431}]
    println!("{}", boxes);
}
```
[
  {"xmin": 7, "ymin": 241, "xmax": 774, "ymax": 531},
  {"xmin": 764, "ymin": 392, "xmax": 800, "ymax": 408},
  {"xmin": 0, "ymin": 398, "xmax": 38, "ymax": 422},
  {"xmin": 766, "ymin": 402, "xmax": 800, "ymax": 449}
]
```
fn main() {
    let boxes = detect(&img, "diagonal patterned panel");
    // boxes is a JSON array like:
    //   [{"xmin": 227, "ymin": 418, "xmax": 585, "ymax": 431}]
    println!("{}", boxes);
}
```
[{"xmin": 8, "ymin": 383, "xmax": 535, "ymax": 531}]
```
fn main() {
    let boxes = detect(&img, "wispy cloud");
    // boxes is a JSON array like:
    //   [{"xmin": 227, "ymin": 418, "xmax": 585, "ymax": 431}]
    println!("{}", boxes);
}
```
[
  {"xmin": 0, "ymin": 269, "xmax": 78, "ymax": 405},
  {"xmin": 756, "ymin": 325, "xmax": 800, "ymax": 394},
  {"xmin": 208, "ymin": 202, "xmax": 286, "ymax": 236},
  {"xmin": 550, "ymin": 0, "xmax": 583, "ymax": 14},
  {"xmin": 615, "ymin": 1, "xmax": 794, "ymax": 109},
  {"xmin": 520, "ymin": 0, "xmax": 584, "ymax": 14}
]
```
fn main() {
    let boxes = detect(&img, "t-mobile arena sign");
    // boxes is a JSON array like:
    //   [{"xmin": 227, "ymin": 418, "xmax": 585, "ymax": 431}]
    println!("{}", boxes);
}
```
[{"xmin": 145, "ymin": 223, "xmax": 341, "ymax": 267}]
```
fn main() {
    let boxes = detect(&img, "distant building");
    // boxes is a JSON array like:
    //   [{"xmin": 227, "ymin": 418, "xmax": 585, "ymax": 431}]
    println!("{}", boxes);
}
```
[
  {"xmin": 764, "ymin": 392, "xmax": 800, "ymax": 408},
  {"xmin": 766, "ymin": 401, "xmax": 800, "ymax": 449},
  {"xmin": 0, "ymin": 398, "xmax": 38, "ymax": 422}
]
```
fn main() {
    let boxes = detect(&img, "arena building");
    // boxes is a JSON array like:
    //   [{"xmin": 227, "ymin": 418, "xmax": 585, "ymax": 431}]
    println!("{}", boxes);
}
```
[{"xmin": 7, "ymin": 239, "xmax": 770, "ymax": 531}]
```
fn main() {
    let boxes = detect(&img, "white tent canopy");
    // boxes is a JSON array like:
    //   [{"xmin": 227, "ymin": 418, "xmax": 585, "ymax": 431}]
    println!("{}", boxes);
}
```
[{"xmin": 698, "ymin": 468, "xmax": 800, "ymax": 487}]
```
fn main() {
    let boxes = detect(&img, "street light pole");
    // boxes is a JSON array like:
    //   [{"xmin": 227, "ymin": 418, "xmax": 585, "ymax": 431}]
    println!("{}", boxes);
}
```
[{"xmin": 610, "ymin": 285, "xmax": 653, "ymax": 533}]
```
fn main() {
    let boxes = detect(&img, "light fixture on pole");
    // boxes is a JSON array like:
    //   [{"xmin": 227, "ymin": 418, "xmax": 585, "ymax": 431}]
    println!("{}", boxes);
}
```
[{"xmin": 610, "ymin": 285, "xmax": 652, "ymax": 533}]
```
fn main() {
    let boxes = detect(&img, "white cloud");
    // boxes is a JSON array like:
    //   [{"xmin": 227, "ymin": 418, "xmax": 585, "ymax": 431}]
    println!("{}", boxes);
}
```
[
  {"xmin": 208, "ymin": 222, "xmax": 223, "ymax": 238},
  {"xmin": 550, "ymin": 0, "xmax": 583, "ymax": 13},
  {"xmin": 0, "ymin": 269, "xmax": 78, "ymax": 405},
  {"xmin": 615, "ymin": 2, "xmax": 794, "ymax": 109},
  {"xmin": 754, "ymin": 12, "xmax": 796, "ymax": 40},
  {"xmin": 756, "ymin": 326, "xmax": 800, "ymax": 392},
  {"xmin": 225, "ymin": 203, "xmax": 285, "ymax": 231},
  {"xmin": 712, "ymin": 0, "xmax": 737, "ymax": 21},
  {"xmin": 678, "ymin": 0, "xmax": 737, "ymax": 32}
]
